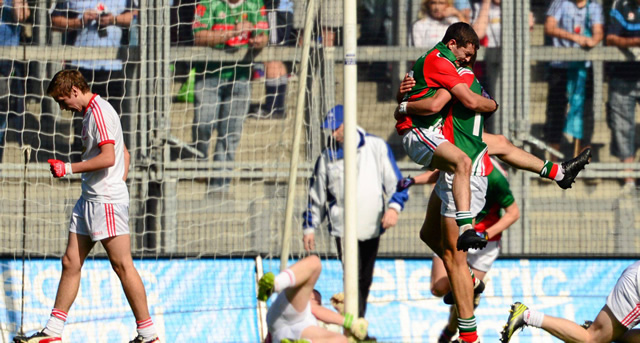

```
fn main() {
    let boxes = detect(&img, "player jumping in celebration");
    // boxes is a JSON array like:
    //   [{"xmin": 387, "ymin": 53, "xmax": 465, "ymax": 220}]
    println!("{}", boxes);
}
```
[
  {"xmin": 13, "ymin": 70, "xmax": 159, "ymax": 343},
  {"xmin": 395, "ymin": 23, "xmax": 589, "ymax": 343},
  {"xmin": 397, "ymin": 23, "xmax": 498, "ymax": 343},
  {"xmin": 501, "ymin": 260, "xmax": 640, "ymax": 343},
  {"xmin": 398, "ymin": 157, "xmax": 520, "ymax": 342},
  {"xmin": 395, "ymin": 75, "xmax": 591, "ymax": 191},
  {"xmin": 257, "ymin": 255, "xmax": 369, "ymax": 343}
]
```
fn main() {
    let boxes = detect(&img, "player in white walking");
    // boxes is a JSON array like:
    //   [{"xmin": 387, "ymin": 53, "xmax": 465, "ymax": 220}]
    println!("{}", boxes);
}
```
[
  {"xmin": 258, "ymin": 255, "xmax": 369, "ymax": 343},
  {"xmin": 13, "ymin": 70, "xmax": 159, "ymax": 343},
  {"xmin": 501, "ymin": 260, "xmax": 640, "ymax": 343}
]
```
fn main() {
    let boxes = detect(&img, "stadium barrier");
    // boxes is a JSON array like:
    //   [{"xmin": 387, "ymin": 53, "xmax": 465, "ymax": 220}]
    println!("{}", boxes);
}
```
[{"xmin": 1, "ymin": 257, "xmax": 630, "ymax": 342}]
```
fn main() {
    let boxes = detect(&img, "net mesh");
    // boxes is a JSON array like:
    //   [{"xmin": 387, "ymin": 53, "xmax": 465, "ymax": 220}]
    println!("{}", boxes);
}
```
[{"xmin": 0, "ymin": 0, "xmax": 638, "ymax": 341}]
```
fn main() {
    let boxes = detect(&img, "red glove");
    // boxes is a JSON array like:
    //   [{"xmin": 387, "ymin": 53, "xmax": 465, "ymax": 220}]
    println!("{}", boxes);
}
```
[{"xmin": 47, "ymin": 159, "xmax": 72, "ymax": 178}]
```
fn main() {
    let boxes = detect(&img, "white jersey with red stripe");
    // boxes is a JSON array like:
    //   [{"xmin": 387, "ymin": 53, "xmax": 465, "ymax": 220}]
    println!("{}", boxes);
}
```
[
  {"xmin": 80, "ymin": 94, "xmax": 129, "ymax": 204},
  {"xmin": 606, "ymin": 260, "xmax": 640, "ymax": 329}
]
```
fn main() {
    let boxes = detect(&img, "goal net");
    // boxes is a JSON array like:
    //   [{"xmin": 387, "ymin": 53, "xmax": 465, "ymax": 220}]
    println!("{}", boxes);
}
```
[{"xmin": 0, "ymin": 0, "xmax": 636, "ymax": 341}]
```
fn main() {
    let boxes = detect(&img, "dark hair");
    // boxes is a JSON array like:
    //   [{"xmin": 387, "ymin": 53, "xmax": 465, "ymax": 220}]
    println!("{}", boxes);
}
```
[
  {"xmin": 47, "ymin": 70, "xmax": 91, "ymax": 98},
  {"xmin": 441, "ymin": 22, "xmax": 480, "ymax": 50},
  {"xmin": 312, "ymin": 289, "xmax": 322, "ymax": 304}
]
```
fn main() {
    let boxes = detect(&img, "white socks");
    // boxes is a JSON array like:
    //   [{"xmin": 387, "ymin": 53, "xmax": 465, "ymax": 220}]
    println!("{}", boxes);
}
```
[
  {"xmin": 274, "ymin": 269, "xmax": 296, "ymax": 293},
  {"xmin": 137, "ymin": 318, "xmax": 158, "ymax": 340},
  {"xmin": 43, "ymin": 309, "xmax": 67, "ymax": 337},
  {"xmin": 523, "ymin": 309, "xmax": 544, "ymax": 328}
]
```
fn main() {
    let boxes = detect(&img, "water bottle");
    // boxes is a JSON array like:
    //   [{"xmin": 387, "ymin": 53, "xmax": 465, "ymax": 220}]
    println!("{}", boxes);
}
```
[{"xmin": 129, "ymin": 13, "xmax": 139, "ymax": 46}]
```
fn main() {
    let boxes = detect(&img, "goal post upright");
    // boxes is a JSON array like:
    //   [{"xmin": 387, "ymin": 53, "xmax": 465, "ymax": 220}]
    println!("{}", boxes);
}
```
[
  {"xmin": 279, "ymin": 0, "xmax": 318, "ymax": 271},
  {"xmin": 343, "ymin": 0, "xmax": 359, "ymax": 320}
]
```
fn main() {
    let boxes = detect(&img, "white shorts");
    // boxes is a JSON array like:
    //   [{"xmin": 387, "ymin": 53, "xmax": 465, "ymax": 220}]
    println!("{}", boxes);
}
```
[
  {"xmin": 606, "ymin": 261, "xmax": 640, "ymax": 329},
  {"xmin": 402, "ymin": 127, "xmax": 448, "ymax": 168},
  {"xmin": 266, "ymin": 292, "xmax": 318, "ymax": 342},
  {"xmin": 69, "ymin": 198, "xmax": 130, "ymax": 242},
  {"xmin": 467, "ymin": 240, "xmax": 500, "ymax": 272},
  {"xmin": 434, "ymin": 171, "xmax": 488, "ymax": 218}
]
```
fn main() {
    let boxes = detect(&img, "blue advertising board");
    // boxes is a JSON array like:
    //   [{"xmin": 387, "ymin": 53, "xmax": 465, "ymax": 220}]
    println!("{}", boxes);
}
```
[
  {"xmin": 0, "ymin": 258, "xmax": 634, "ymax": 342},
  {"xmin": 265, "ymin": 258, "xmax": 631, "ymax": 343},
  {"xmin": 0, "ymin": 259, "xmax": 259, "ymax": 343}
]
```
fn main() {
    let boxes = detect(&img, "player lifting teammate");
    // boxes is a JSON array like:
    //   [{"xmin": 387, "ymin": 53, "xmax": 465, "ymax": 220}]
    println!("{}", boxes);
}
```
[
  {"xmin": 395, "ymin": 22, "xmax": 590, "ymax": 343},
  {"xmin": 13, "ymin": 70, "xmax": 159, "ymax": 343}
]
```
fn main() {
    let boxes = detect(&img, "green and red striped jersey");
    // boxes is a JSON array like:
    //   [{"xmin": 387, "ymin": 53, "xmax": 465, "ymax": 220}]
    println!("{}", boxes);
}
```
[
  {"xmin": 193, "ymin": 0, "xmax": 268, "ymax": 79},
  {"xmin": 442, "ymin": 65, "xmax": 491, "ymax": 176},
  {"xmin": 395, "ymin": 42, "xmax": 468, "ymax": 135},
  {"xmin": 396, "ymin": 42, "xmax": 491, "ymax": 176}
]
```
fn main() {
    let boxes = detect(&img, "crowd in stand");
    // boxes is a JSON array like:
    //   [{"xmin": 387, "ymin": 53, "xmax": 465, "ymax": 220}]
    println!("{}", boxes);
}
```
[{"xmin": 0, "ymin": 0, "xmax": 639, "ymax": 187}]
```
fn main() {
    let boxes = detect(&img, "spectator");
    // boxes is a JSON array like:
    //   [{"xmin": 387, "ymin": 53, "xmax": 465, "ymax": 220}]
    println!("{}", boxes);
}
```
[
  {"xmin": 411, "ymin": 0, "xmax": 464, "ymax": 49},
  {"xmin": 606, "ymin": 0, "xmax": 640, "ymax": 191},
  {"xmin": 0, "ymin": 0, "xmax": 29, "ymax": 162},
  {"xmin": 472, "ymin": 0, "xmax": 501, "ymax": 48},
  {"xmin": 471, "ymin": 0, "xmax": 501, "ymax": 131},
  {"xmin": 543, "ymin": 0, "xmax": 603, "ymax": 160},
  {"xmin": 51, "ymin": 0, "xmax": 137, "ymax": 159},
  {"xmin": 301, "ymin": 105, "xmax": 409, "ymax": 320},
  {"xmin": 256, "ymin": 0, "xmax": 295, "ymax": 119},
  {"xmin": 192, "ymin": 0, "xmax": 268, "ymax": 192}
]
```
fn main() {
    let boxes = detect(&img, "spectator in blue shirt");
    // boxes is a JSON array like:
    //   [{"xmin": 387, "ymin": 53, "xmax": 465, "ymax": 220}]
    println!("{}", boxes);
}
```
[{"xmin": 543, "ymin": 0, "xmax": 603, "ymax": 159}]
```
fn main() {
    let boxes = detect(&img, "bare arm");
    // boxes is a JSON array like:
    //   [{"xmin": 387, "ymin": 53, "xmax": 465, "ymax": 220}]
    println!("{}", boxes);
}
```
[
  {"xmin": 590, "ymin": 24, "xmax": 604, "ymax": 47},
  {"xmin": 450, "ymin": 83, "xmax": 497, "ymax": 112},
  {"xmin": 484, "ymin": 202, "xmax": 520, "ymax": 240},
  {"xmin": 122, "ymin": 145, "xmax": 130, "ymax": 181},
  {"xmin": 51, "ymin": 8, "xmax": 101, "ymax": 31},
  {"xmin": 51, "ymin": 14, "xmax": 85, "ymax": 30},
  {"xmin": 68, "ymin": 143, "xmax": 115, "ymax": 174},
  {"xmin": 194, "ymin": 29, "xmax": 233, "ymax": 47},
  {"xmin": 443, "ymin": 6, "xmax": 467, "ymax": 23},
  {"xmin": 606, "ymin": 33, "xmax": 640, "ymax": 48},
  {"xmin": 311, "ymin": 302, "xmax": 345, "ymax": 326},
  {"xmin": 396, "ymin": 73, "xmax": 416, "ymax": 103},
  {"xmin": 12, "ymin": 0, "xmax": 30, "ymax": 22},
  {"xmin": 406, "ymin": 89, "xmax": 452, "ymax": 115},
  {"xmin": 472, "ymin": 0, "xmax": 491, "ymax": 40},
  {"xmin": 99, "ymin": 10, "xmax": 135, "ymax": 28},
  {"xmin": 412, "ymin": 170, "xmax": 439, "ymax": 185},
  {"xmin": 195, "ymin": 21, "xmax": 263, "ymax": 47},
  {"xmin": 546, "ymin": 17, "xmax": 602, "ymax": 47}
]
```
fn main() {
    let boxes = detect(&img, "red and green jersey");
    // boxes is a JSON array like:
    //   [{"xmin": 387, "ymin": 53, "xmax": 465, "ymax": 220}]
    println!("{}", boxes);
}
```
[
  {"xmin": 193, "ymin": 0, "xmax": 268, "ymax": 79},
  {"xmin": 395, "ymin": 42, "xmax": 468, "ymax": 135},
  {"xmin": 441, "ymin": 65, "xmax": 491, "ymax": 176},
  {"xmin": 474, "ymin": 158, "xmax": 515, "ymax": 242}
]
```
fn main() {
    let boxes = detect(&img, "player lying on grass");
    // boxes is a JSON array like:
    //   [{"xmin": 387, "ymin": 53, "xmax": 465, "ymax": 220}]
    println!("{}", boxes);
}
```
[
  {"xmin": 258, "ymin": 255, "xmax": 369, "ymax": 343},
  {"xmin": 398, "ymin": 157, "xmax": 520, "ymax": 342},
  {"xmin": 501, "ymin": 260, "xmax": 640, "ymax": 343},
  {"xmin": 13, "ymin": 70, "xmax": 159, "ymax": 343}
]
